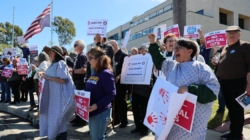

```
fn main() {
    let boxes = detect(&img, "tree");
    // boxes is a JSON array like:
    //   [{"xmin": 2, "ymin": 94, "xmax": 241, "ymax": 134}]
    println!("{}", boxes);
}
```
[
  {"xmin": 52, "ymin": 16, "xmax": 76, "ymax": 46},
  {"xmin": 0, "ymin": 22, "xmax": 23, "ymax": 47},
  {"xmin": 0, "ymin": 44, "xmax": 12, "ymax": 52},
  {"xmin": 48, "ymin": 41, "xmax": 55, "ymax": 47},
  {"xmin": 173, "ymin": 0, "xmax": 186, "ymax": 36}
]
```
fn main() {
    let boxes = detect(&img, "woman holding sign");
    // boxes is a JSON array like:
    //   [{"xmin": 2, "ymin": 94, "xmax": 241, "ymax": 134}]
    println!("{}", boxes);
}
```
[
  {"xmin": 39, "ymin": 46, "xmax": 75, "ymax": 140},
  {"xmin": 0, "ymin": 58, "xmax": 12, "ymax": 103},
  {"xmin": 148, "ymin": 33, "xmax": 220, "ymax": 140},
  {"xmin": 85, "ymin": 47, "xmax": 116, "ymax": 140}
]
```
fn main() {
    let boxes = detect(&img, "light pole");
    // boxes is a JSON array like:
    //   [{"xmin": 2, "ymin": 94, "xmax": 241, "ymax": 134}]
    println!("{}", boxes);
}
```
[{"xmin": 12, "ymin": 6, "xmax": 15, "ymax": 48}]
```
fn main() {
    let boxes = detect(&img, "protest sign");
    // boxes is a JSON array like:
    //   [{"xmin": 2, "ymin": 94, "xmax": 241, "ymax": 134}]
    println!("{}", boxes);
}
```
[
  {"xmin": 174, "ymin": 93, "xmax": 197, "ymax": 132},
  {"xmin": 29, "ymin": 45, "xmax": 38, "ymax": 63},
  {"xmin": 205, "ymin": 30, "xmax": 227, "ymax": 49},
  {"xmin": 17, "ymin": 36, "xmax": 28, "ymax": 44},
  {"xmin": 74, "ymin": 90, "xmax": 91, "ymax": 122},
  {"xmin": 144, "ymin": 78, "xmax": 188, "ymax": 139},
  {"xmin": 153, "ymin": 24, "xmax": 167, "ymax": 43},
  {"xmin": 17, "ymin": 63, "xmax": 28, "ymax": 75},
  {"xmin": 120, "ymin": 54, "xmax": 153, "ymax": 85},
  {"xmin": 236, "ymin": 92, "xmax": 250, "ymax": 111},
  {"xmin": 1, "ymin": 67, "xmax": 14, "ymax": 78},
  {"xmin": 38, "ymin": 77, "xmax": 45, "ymax": 111},
  {"xmin": 4, "ymin": 48, "xmax": 16, "ymax": 56},
  {"xmin": 87, "ymin": 19, "xmax": 108, "ymax": 37},
  {"xmin": 184, "ymin": 25, "xmax": 201, "ymax": 39},
  {"xmin": 164, "ymin": 24, "xmax": 180, "ymax": 38},
  {"xmin": 121, "ymin": 31, "xmax": 130, "ymax": 48}
]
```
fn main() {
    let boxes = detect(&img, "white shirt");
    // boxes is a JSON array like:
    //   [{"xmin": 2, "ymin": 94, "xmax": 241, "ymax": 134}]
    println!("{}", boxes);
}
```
[{"xmin": 34, "ymin": 61, "xmax": 49, "ymax": 79}]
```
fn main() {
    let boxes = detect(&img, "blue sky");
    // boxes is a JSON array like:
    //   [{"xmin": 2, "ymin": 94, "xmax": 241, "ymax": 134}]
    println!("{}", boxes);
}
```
[{"xmin": 1, "ymin": 0, "xmax": 164, "ymax": 53}]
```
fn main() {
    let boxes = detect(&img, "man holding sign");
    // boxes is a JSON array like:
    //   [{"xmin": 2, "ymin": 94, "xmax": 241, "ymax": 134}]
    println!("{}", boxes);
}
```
[{"xmin": 147, "ymin": 33, "xmax": 220, "ymax": 139}]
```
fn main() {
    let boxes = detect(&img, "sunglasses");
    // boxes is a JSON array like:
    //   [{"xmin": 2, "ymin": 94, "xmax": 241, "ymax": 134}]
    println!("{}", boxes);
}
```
[{"xmin": 74, "ymin": 44, "xmax": 78, "ymax": 47}]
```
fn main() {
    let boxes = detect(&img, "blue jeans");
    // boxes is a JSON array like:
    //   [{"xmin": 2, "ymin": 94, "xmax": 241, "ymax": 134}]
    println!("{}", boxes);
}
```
[
  {"xmin": 29, "ymin": 87, "xmax": 36, "ymax": 106},
  {"xmin": 1, "ymin": 81, "xmax": 11, "ymax": 102},
  {"xmin": 218, "ymin": 90, "xmax": 225, "ymax": 111},
  {"xmin": 89, "ymin": 108, "xmax": 111, "ymax": 140}
]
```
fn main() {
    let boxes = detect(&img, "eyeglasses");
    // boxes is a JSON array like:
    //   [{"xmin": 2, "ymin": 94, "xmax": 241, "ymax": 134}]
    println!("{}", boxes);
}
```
[
  {"xmin": 174, "ymin": 45, "xmax": 183, "ymax": 51},
  {"xmin": 74, "ymin": 44, "xmax": 78, "ymax": 48},
  {"xmin": 88, "ymin": 57, "xmax": 94, "ymax": 61}
]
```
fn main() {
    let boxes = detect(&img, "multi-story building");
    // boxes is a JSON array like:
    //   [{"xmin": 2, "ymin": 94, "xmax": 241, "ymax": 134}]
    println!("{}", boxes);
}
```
[{"xmin": 87, "ymin": 0, "xmax": 250, "ymax": 52}]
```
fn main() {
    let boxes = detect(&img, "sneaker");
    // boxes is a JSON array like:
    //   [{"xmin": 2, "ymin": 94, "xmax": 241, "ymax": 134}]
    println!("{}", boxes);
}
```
[
  {"xmin": 130, "ymin": 128, "xmax": 141, "ymax": 133},
  {"xmin": 119, "ymin": 123, "xmax": 128, "ymax": 128},
  {"xmin": 69, "ymin": 118, "xmax": 79, "ymax": 124}
]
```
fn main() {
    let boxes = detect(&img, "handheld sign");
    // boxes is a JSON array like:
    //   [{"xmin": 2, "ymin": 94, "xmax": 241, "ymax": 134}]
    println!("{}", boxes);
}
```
[
  {"xmin": 164, "ymin": 24, "xmax": 180, "ymax": 38},
  {"xmin": 205, "ymin": 30, "xmax": 227, "ymax": 49},
  {"xmin": 121, "ymin": 31, "xmax": 131, "ymax": 48},
  {"xmin": 1, "ymin": 67, "xmax": 14, "ymax": 78},
  {"xmin": 87, "ymin": 19, "xmax": 108, "ymax": 37},
  {"xmin": 236, "ymin": 92, "xmax": 250, "ymax": 111},
  {"xmin": 153, "ymin": 24, "xmax": 167, "ymax": 43},
  {"xmin": 74, "ymin": 90, "xmax": 91, "ymax": 122},
  {"xmin": 120, "ymin": 54, "xmax": 153, "ymax": 85},
  {"xmin": 17, "ymin": 36, "xmax": 28, "ymax": 44},
  {"xmin": 184, "ymin": 25, "xmax": 201, "ymax": 39},
  {"xmin": 17, "ymin": 63, "xmax": 28, "ymax": 75},
  {"xmin": 4, "ymin": 48, "xmax": 16, "ymax": 56},
  {"xmin": 144, "ymin": 78, "xmax": 188, "ymax": 139},
  {"xmin": 38, "ymin": 77, "xmax": 45, "ymax": 111}
]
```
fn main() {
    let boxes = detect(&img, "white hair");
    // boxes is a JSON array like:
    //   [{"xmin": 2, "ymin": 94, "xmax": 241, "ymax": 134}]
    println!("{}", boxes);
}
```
[
  {"xmin": 193, "ymin": 41, "xmax": 200, "ymax": 55},
  {"xmin": 109, "ymin": 40, "xmax": 119, "ymax": 48},
  {"xmin": 76, "ymin": 40, "xmax": 86, "ymax": 49}
]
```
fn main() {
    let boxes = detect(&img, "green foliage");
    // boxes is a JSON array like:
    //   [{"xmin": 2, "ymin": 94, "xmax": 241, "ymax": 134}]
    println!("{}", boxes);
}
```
[
  {"xmin": 0, "ymin": 44, "xmax": 12, "ymax": 52},
  {"xmin": 0, "ymin": 22, "xmax": 23, "ymax": 47},
  {"xmin": 52, "ymin": 16, "xmax": 76, "ymax": 46}
]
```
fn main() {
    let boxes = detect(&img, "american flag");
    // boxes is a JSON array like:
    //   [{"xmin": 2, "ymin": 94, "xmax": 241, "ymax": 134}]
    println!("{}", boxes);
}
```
[{"xmin": 24, "ymin": 4, "xmax": 51, "ymax": 41}]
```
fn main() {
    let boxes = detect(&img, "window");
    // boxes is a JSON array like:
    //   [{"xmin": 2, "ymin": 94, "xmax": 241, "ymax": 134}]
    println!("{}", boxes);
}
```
[
  {"xmin": 150, "ymin": 26, "xmax": 155, "ymax": 33},
  {"xmin": 113, "ymin": 33, "xmax": 119, "ymax": 40},
  {"xmin": 122, "ymin": 29, "xmax": 129, "ymax": 38},
  {"xmin": 196, "ymin": 10, "xmax": 204, "ymax": 15},
  {"xmin": 131, "ymin": 34, "xmax": 136, "ymax": 40},
  {"xmin": 130, "ymin": 22, "xmax": 134, "ymax": 28},
  {"xmin": 134, "ymin": 20, "xmax": 139, "ymax": 26},
  {"xmin": 239, "ymin": 18, "xmax": 244, "ymax": 29},
  {"xmin": 136, "ymin": 31, "xmax": 143, "ymax": 38},
  {"xmin": 144, "ymin": 15, "xmax": 150, "ymax": 21},
  {"xmin": 143, "ymin": 28, "xmax": 150, "ymax": 36},
  {"xmin": 150, "ymin": 12, "xmax": 157, "ymax": 19},
  {"xmin": 219, "ymin": 12, "xmax": 227, "ymax": 25},
  {"xmin": 164, "ymin": 5, "xmax": 172, "ymax": 12},
  {"xmin": 157, "ymin": 9, "xmax": 164, "ymax": 15},
  {"xmin": 139, "ymin": 18, "xmax": 144, "ymax": 24}
]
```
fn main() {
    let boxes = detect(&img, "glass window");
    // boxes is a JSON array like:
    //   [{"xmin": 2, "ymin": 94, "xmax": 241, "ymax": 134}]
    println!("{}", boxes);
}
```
[
  {"xmin": 139, "ymin": 18, "xmax": 144, "ymax": 24},
  {"xmin": 149, "ymin": 26, "xmax": 155, "ymax": 33},
  {"xmin": 164, "ymin": 5, "xmax": 172, "ymax": 12},
  {"xmin": 239, "ymin": 18, "xmax": 244, "ymax": 29},
  {"xmin": 130, "ymin": 22, "xmax": 134, "ymax": 28},
  {"xmin": 143, "ymin": 28, "xmax": 150, "ymax": 36},
  {"xmin": 134, "ymin": 20, "xmax": 138, "ymax": 26},
  {"xmin": 219, "ymin": 12, "xmax": 227, "ymax": 25},
  {"xmin": 113, "ymin": 33, "xmax": 119, "ymax": 40},
  {"xmin": 122, "ymin": 29, "xmax": 129, "ymax": 38},
  {"xmin": 131, "ymin": 34, "xmax": 137, "ymax": 40},
  {"xmin": 136, "ymin": 31, "xmax": 143, "ymax": 38},
  {"xmin": 196, "ymin": 10, "xmax": 204, "ymax": 15},
  {"xmin": 150, "ymin": 12, "xmax": 157, "ymax": 19},
  {"xmin": 144, "ymin": 15, "xmax": 150, "ymax": 21},
  {"xmin": 157, "ymin": 9, "xmax": 164, "ymax": 15}
]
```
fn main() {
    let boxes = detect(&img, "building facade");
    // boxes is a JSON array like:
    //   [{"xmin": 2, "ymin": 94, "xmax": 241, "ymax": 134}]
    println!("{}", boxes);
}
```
[{"xmin": 87, "ymin": 0, "xmax": 250, "ymax": 52}]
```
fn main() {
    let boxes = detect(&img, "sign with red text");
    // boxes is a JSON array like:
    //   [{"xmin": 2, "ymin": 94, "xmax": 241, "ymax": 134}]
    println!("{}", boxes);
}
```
[
  {"xmin": 164, "ymin": 24, "xmax": 180, "ymax": 38},
  {"xmin": 184, "ymin": 25, "xmax": 201, "ymax": 39},
  {"xmin": 205, "ymin": 30, "xmax": 227, "ymax": 49},
  {"xmin": 174, "ymin": 93, "xmax": 197, "ymax": 132},
  {"xmin": 29, "ymin": 45, "xmax": 38, "ymax": 64},
  {"xmin": 17, "ymin": 63, "xmax": 28, "ymax": 75},
  {"xmin": 1, "ymin": 67, "xmax": 14, "ymax": 78},
  {"xmin": 74, "ymin": 90, "xmax": 90, "ymax": 122},
  {"xmin": 144, "ymin": 78, "xmax": 188, "ymax": 139},
  {"xmin": 87, "ymin": 19, "xmax": 108, "ymax": 37}
]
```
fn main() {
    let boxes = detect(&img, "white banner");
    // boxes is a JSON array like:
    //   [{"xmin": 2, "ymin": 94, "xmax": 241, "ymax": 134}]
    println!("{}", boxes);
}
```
[
  {"xmin": 121, "ymin": 31, "xmax": 130, "ymax": 48},
  {"xmin": 153, "ymin": 24, "xmax": 167, "ymax": 43},
  {"xmin": 17, "ymin": 36, "xmax": 28, "ymax": 44},
  {"xmin": 143, "ymin": 78, "xmax": 188, "ymax": 139},
  {"xmin": 120, "ymin": 54, "xmax": 153, "ymax": 85},
  {"xmin": 87, "ymin": 19, "xmax": 108, "ymax": 37}
]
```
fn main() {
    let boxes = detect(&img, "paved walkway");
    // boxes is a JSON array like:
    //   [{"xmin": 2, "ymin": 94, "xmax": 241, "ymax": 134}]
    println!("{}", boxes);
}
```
[{"xmin": 0, "ymin": 93, "xmax": 249, "ymax": 140}]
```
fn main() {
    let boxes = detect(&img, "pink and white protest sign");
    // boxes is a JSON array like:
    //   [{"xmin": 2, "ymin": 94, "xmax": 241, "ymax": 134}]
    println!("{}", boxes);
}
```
[
  {"xmin": 164, "ymin": 24, "xmax": 180, "ymax": 38},
  {"xmin": 205, "ymin": 30, "xmax": 227, "ymax": 49},
  {"xmin": 17, "ymin": 63, "xmax": 28, "ymax": 75},
  {"xmin": 144, "ymin": 78, "xmax": 188, "ymax": 139},
  {"xmin": 174, "ymin": 93, "xmax": 197, "ymax": 132},
  {"xmin": 184, "ymin": 25, "xmax": 201, "ymax": 39},
  {"xmin": 1, "ymin": 67, "xmax": 14, "ymax": 78},
  {"xmin": 74, "ymin": 90, "xmax": 90, "ymax": 122}
]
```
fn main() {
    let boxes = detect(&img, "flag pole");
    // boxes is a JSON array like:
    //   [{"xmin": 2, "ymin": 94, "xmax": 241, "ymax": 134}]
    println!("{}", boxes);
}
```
[
  {"xmin": 51, "ymin": 0, "xmax": 53, "ymax": 47},
  {"xmin": 12, "ymin": 6, "xmax": 15, "ymax": 48}
]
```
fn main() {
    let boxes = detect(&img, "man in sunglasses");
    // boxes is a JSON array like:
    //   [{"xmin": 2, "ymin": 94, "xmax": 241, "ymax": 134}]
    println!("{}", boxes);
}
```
[{"xmin": 70, "ymin": 39, "xmax": 88, "ymax": 127}]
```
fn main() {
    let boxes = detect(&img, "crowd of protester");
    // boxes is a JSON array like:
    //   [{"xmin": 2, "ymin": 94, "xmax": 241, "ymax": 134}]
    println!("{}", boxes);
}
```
[{"xmin": 0, "ymin": 25, "xmax": 249, "ymax": 140}]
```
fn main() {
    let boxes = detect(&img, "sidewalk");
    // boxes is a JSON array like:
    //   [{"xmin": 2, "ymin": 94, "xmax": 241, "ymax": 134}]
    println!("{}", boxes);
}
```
[{"xmin": 0, "ymin": 93, "xmax": 249, "ymax": 140}]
